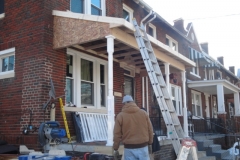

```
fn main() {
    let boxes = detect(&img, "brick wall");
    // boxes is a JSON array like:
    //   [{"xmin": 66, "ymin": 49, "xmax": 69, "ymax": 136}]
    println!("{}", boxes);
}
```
[
  {"xmin": 106, "ymin": 0, "xmax": 122, "ymax": 17},
  {"xmin": 0, "ymin": 0, "xmax": 69, "ymax": 149},
  {"xmin": 154, "ymin": 144, "xmax": 176, "ymax": 160}
]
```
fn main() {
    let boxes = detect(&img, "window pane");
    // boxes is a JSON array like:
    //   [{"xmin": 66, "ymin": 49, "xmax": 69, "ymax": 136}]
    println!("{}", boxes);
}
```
[
  {"xmin": 191, "ymin": 93, "xmax": 194, "ymax": 104},
  {"xmin": 91, "ymin": 0, "xmax": 101, "ymax": 8},
  {"xmin": 124, "ymin": 76, "xmax": 134, "ymax": 97},
  {"xmin": 196, "ymin": 94, "xmax": 200, "ymax": 105},
  {"xmin": 81, "ymin": 82, "xmax": 94, "ymax": 105},
  {"xmin": 2, "ymin": 57, "xmax": 8, "ymax": 72},
  {"xmin": 148, "ymin": 27, "xmax": 153, "ymax": 36},
  {"xmin": 0, "ymin": 0, "xmax": 4, "ymax": 14},
  {"xmin": 171, "ymin": 87, "xmax": 175, "ymax": 98},
  {"xmin": 101, "ymin": 85, "xmax": 105, "ymax": 106},
  {"xmin": 172, "ymin": 42, "xmax": 176, "ymax": 51},
  {"xmin": 67, "ymin": 55, "xmax": 73, "ymax": 77},
  {"xmin": 123, "ymin": 9, "xmax": 129, "ymax": 22},
  {"xmin": 100, "ymin": 64, "xmax": 104, "ymax": 84},
  {"xmin": 81, "ymin": 59, "xmax": 93, "ymax": 81},
  {"xmin": 66, "ymin": 78, "xmax": 73, "ymax": 103},
  {"xmin": 71, "ymin": 0, "xmax": 84, "ymax": 13},
  {"xmin": 124, "ymin": 69, "xmax": 131, "ymax": 75},
  {"xmin": 91, "ymin": 5, "xmax": 101, "ymax": 15},
  {"xmin": 8, "ymin": 56, "xmax": 14, "ymax": 71},
  {"xmin": 179, "ymin": 102, "xmax": 182, "ymax": 115},
  {"xmin": 197, "ymin": 105, "xmax": 201, "ymax": 116},
  {"xmin": 166, "ymin": 38, "xmax": 169, "ymax": 46},
  {"xmin": 172, "ymin": 100, "xmax": 176, "ymax": 111},
  {"xmin": 192, "ymin": 104, "xmax": 195, "ymax": 116}
]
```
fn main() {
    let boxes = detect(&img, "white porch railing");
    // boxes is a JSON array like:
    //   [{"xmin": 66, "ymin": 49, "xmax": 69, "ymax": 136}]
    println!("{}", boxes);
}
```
[{"xmin": 76, "ymin": 112, "xmax": 108, "ymax": 142}]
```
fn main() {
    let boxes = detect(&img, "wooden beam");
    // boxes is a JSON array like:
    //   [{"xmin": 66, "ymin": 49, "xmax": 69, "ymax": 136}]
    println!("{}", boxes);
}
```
[
  {"xmin": 85, "ymin": 41, "xmax": 121, "ymax": 50},
  {"xmin": 114, "ymin": 50, "xmax": 140, "ymax": 58},
  {"xmin": 98, "ymin": 46, "xmax": 130, "ymax": 55}
]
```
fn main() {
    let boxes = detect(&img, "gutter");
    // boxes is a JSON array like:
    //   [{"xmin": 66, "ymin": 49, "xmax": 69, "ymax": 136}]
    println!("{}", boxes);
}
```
[{"xmin": 132, "ymin": 0, "xmax": 192, "ymax": 43}]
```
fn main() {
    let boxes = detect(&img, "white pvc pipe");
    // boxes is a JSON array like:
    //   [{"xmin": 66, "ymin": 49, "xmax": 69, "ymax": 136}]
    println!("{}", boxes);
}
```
[
  {"xmin": 142, "ymin": 77, "xmax": 145, "ymax": 108},
  {"xmin": 146, "ymin": 77, "xmax": 149, "ymax": 114}
]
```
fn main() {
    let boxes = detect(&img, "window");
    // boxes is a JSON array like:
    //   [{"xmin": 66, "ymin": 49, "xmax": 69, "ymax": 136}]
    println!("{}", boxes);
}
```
[
  {"xmin": 123, "ymin": 67, "xmax": 135, "ymax": 98},
  {"xmin": 190, "ymin": 50, "xmax": 199, "ymax": 76},
  {"xmin": 191, "ymin": 91, "xmax": 202, "ymax": 117},
  {"xmin": 70, "ymin": 0, "xmax": 105, "ymax": 16},
  {"xmin": 226, "ymin": 76, "xmax": 230, "ymax": 82},
  {"xmin": 148, "ymin": 23, "xmax": 156, "ymax": 38},
  {"xmin": 123, "ymin": 4, "xmax": 133, "ymax": 23},
  {"xmin": 170, "ymin": 84, "xmax": 182, "ymax": 115},
  {"xmin": 66, "ymin": 48, "xmax": 107, "ymax": 108},
  {"xmin": 229, "ymin": 103, "xmax": 234, "ymax": 117},
  {"xmin": 0, "ymin": 0, "xmax": 4, "ymax": 19},
  {"xmin": 166, "ymin": 35, "xmax": 178, "ymax": 51},
  {"xmin": 0, "ymin": 48, "xmax": 15, "ymax": 79}
]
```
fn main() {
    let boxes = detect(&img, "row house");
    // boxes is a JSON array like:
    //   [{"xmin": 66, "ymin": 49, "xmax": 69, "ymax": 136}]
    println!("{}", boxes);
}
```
[{"xmin": 173, "ymin": 19, "xmax": 240, "ymax": 134}]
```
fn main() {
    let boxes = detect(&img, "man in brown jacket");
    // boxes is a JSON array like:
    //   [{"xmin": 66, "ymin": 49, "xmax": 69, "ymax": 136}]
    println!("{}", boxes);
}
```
[{"xmin": 113, "ymin": 95, "xmax": 153, "ymax": 160}]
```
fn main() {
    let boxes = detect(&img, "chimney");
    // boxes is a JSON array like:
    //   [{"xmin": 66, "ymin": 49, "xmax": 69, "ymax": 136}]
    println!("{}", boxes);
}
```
[
  {"xmin": 229, "ymin": 66, "xmax": 235, "ymax": 74},
  {"xmin": 173, "ymin": 18, "xmax": 187, "ymax": 35},
  {"xmin": 217, "ymin": 56, "xmax": 224, "ymax": 66},
  {"xmin": 200, "ymin": 43, "xmax": 209, "ymax": 54}
]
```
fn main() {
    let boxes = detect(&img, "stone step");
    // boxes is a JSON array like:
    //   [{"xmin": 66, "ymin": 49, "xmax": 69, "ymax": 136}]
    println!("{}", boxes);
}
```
[
  {"xmin": 222, "ymin": 155, "xmax": 234, "ymax": 160},
  {"xmin": 208, "ymin": 144, "xmax": 221, "ymax": 152},
  {"xmin": 197, "ymin": 151, "xmax": 207, "ymax": 158}
]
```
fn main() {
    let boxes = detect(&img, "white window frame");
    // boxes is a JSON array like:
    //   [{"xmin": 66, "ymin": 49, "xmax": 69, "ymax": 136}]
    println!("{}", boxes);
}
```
[
  {"xmin": 0, "ymin": 47, "xmax": 15, "ymax": 79},
  {"xmin": 67, "ymin": 48, "xmax": 108, "ymax": 109},
  {"xmin": 123, "ymin": 3, "xmax": 133, "ymax": 23},
  {"xmin": 191, "ymin": 90, "xmax": 203, "ymax": 118},
  {"xmin": 70, "ymin": 0, "xmax": 106, "ymax": 16},
  {"xmin": 170, "ymin": 84, "xmax": 182, "ymax": 115},
  {"xmin": 166, "ymin": 35, "xmax": 178, "ymax": 52},
  {"xmin": 148, "ymin": 23, "xmax": 156, "ymax": 38},
  {"xmin": 0, "ymin": 13, "xmax": 4, "ymax": 19},
  {"xmin": 189, "ymin": 50, "xmax": 200, "ymax": 77}
]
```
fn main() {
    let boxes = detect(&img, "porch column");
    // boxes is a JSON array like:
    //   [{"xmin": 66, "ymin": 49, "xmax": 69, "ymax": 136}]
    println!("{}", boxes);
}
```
[
  {"xmin": 106, "ymin": 35, "xmax": 115, "ymax": 146},
  {"xmin": 164, "ymin": 63, "xmax": 170, "ymax": 93},
  {"xmin": 181, "ymin": 71, "xmax": 188, "ymax": 137},
  {"xmin": 234, "ymin": 92, "xmax": 240, "ymax": 115},
  {"xmin": 217, "ymin": 84, "xmax": 225, "ymax": 113}
]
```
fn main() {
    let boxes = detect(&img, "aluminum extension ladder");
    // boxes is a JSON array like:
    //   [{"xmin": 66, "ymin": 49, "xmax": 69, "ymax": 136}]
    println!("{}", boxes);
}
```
[{"xmin": 132, "ymin": 12, "xmax": 196, "ymax": 159}]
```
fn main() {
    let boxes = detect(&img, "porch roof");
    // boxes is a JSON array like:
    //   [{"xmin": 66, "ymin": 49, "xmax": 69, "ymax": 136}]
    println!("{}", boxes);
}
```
[
  {"xmin": 188, "ymin": 79, "xmax": 240, "ymax": 94},
  {"xmin": 52, "ymin": 10, "xmax": 195, "ymax": 70}
]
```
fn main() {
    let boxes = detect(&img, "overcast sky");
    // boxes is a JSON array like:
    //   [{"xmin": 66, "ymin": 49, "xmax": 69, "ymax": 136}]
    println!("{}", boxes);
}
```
[{"xmin": 144, "ymin": 0, "xmax": 240, "ymax": 75}]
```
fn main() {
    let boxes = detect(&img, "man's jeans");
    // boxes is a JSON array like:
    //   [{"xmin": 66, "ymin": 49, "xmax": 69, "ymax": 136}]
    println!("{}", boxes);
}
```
[{"xmin": 124, "ymin": 146, "xmax": 149, "ymax": 160}]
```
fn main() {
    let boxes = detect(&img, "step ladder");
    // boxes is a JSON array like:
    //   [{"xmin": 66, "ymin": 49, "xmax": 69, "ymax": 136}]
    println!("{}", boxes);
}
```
[
  {"xmin": 59, "ymin": 98, "xmax": 71, "ymax": 142},
  {"xmin": 132, "ymin": 12, "xmax": 190, "ymax": 158}
]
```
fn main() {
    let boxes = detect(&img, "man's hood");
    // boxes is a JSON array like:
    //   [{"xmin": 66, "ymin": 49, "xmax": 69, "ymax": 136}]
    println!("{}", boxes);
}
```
[{"xmin": 122, "ymin": 102, "xmax": 139, "ymax": 113}]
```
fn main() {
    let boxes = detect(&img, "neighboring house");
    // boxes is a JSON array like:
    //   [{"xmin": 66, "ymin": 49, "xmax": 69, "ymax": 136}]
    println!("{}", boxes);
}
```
[{"xmin": 174, "ymin": 19, "xmax": 240, "ymax": 134}]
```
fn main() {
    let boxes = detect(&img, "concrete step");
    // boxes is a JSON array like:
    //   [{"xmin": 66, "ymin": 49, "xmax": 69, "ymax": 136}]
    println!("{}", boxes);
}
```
[
  {"xmin": 208, "ymin": 145, "xmax": 221, "ymax": 152},
  {"xmin": 198, "ymin": 156, "xmax": 216, "ymax": 160},
  {"xmin": 197, "ymin": 140, "xmax": 214, "ymax": 151},
  {"xmin": 222, "ymin": 155, "xmax": 234, "ymax": 160},
  {"xmin": 207, "ymin": 150, "xmax": 230, "ymax": 159},
  {"xmin": 197, "ymin": 151, "xmax": 207, "ymax": 158}
]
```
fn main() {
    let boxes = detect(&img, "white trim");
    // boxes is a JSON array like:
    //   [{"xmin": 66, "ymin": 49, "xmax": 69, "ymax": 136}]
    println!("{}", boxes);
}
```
[
  {"xmin": 123, "ymin": 3, "xmax": 134, "ymax": 23},
  {"xmin": 148, "ymin": 23, "xmax": 156, "ymax": 38},
  {"xmin": 67, "ymin": 48, "xmax": 108, "ymax": 109},
  {"xmin": 166, "ymin": 35, "xmax": 178, "ymax": 52},
  {"xmin": 190, "ymin": 72, "xmax": 201, "ymax": 79},
  {"xmin": 0, "ymin": 13, "xmax": 5, "ymax": 19},
  {"xmin": 0, "ymin": 48, "xmax": 15, "ymax": 56},
  {"xmin": 0, "ymin": 71, "xmax": 14, "ymax": 79}
]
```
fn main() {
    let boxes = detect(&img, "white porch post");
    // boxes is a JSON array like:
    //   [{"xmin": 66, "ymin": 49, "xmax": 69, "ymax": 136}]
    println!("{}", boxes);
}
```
[
  {"xmin": 106, "ymin": 35, "xmax": 115, "ymax": 146},
  {"xmin": 181, "ymin": 71, "xmax": 188, "ymax": 137},
  {"xmin": 217, "ymin": 84, "xmax": 225, "ymax": 113},
  {"xmin": 164, "ymin": 63, "xmax": 170, "ymax": 92},
  {"xmin": 234, "ymin": 92, "xmax": 240, "ymax": 115}
]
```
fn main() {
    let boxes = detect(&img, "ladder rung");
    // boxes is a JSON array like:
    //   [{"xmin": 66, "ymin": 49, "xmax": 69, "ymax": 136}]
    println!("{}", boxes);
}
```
[
  {"xmin": 146, "ymin": 48, "xmax": 153, "ymax": 53},
  {"xmin": 169, "ymin": 110, "xmax": 175, "ymax": 113},
  {"xmin": 155, "ymin": 71, "xmax": 162, "ymax": 76},
  {"xmin": 173, "ymin": 123, "xmax": 180, "ymax": 126},
  {"xmin": 150, "ymin": 59, "xmax": 157, "ymax": 64},
  {"xmin": 159, "ymin": 83, "xmax": 165, "ymax": 88},
  {"xmin": 163, "ymin": 96, "xmax": 170, "ymax": 100},
  {"xmin": 142, "ymin": 37, "xmax": 148, "ymax": 42}
]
